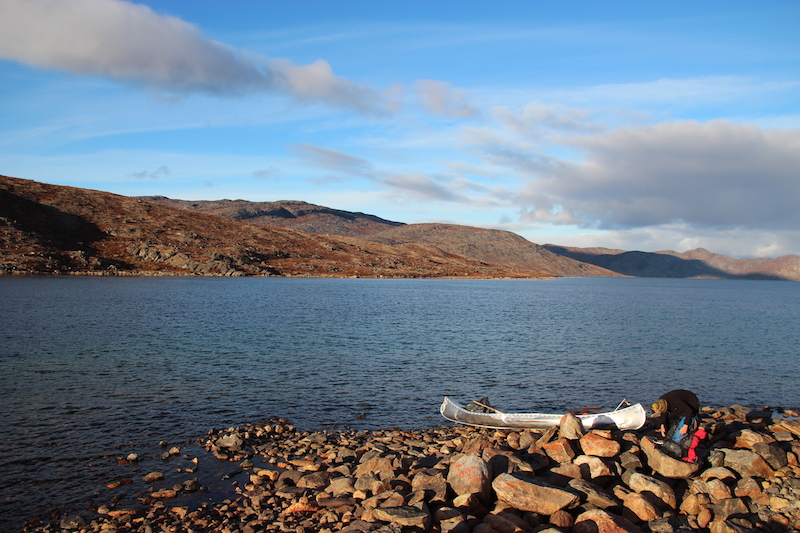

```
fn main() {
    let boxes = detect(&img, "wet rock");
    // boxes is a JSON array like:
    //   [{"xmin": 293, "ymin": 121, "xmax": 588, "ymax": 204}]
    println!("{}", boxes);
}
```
[
  {"xmin": 182, "ymin": 478, "xmax": 202, "ymax": 492},
  {"xmin": 492, "ymin": 473, "xmax": 579, "ymax": 515},
  {"xmin": 143, "ymin": 471, "xmax": 165, "ymax": 483},
  {"xmin": 216, "ymin": 433, "xmax": 244, "ymax": 451},
  {"xmin": 59, "ymin": 515, "xmax": 87, "ymax": 530}
]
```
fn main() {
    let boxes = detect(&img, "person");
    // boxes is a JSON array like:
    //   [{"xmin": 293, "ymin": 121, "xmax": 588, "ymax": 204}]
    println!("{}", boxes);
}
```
[{"xmin": 652, "ymin": 389, "xmax": 703, "ymax": 462}]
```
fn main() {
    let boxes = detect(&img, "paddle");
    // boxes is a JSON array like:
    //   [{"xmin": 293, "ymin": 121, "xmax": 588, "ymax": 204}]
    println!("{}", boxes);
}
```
[{"xmin": 473, "ymin": 401, "xmax": 505, "ymax": 414}]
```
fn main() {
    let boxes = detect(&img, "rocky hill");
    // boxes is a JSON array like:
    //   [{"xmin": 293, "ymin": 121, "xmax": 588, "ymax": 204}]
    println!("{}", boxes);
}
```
[
  {"xmin": 140, "ymin": 197, "xmax": 404, "ymax": 236},
  {"xmin": 367, "ymin": 224, "xmax": 619, "ymax": 278},
  {"xmin": 0, "ymin": 175, "xmax": 546, "ymax": 278},
  {"xmin": 3, "ymin": 175, "xmax": 798, "ymax": 280},
  {"xmin": 544, "ymin": 245, "xmax": 800, "ymax": 282}
]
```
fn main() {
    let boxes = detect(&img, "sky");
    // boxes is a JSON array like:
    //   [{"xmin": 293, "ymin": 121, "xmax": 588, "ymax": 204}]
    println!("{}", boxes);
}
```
[{"xmin": 1, "ymin": 1, "xmax": 798, "ymax": 258}]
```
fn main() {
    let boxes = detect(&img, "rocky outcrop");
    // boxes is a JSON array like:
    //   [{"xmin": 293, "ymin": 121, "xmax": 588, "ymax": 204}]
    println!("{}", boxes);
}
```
[{"xmin": 27, "ymin": 405, "xmax": 800, "ymax": 533}]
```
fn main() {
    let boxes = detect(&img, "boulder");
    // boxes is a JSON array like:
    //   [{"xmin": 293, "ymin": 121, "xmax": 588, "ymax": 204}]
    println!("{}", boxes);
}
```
[
  {"xmin": 354, "ymin": 454, "xmax": 396, "ymax": 479},
  {"xmin": 573, "ymin": 508, "xmax": 643, "ymax": 533},
  {"xmin": 580, "ymin": 432, "xmax": 621, "ymax": 457},
  {"xmin": 626, "ymin": 472, "xmax": 677, "ymax": 509},
  {"xmin": 700, "ymin": 466, "xmax": 737, "ymax": 482},
  {"xmin": 492, "ymin": 473, "xmax": 579, "ymax": 515},
  {"xmin": 371, "ymin": 506, "xmax": 431, "ymax": 528},
  {"xmin": 559, "ymin": 413, "xmax": 586, "ymax": 440},
  {"xmin": 542, "ymin": 438, "xmax": 576, "ymax": 463},
  {"xmin": 721, "ymin": 448, "xmax": 775, "ymax": 479},
  {"xmin": 568, "ymin": 478, "xmax": 621, "ymax": 509},
  {"xmin": 621, "ymin": 492, "xmax": 660, "ymax": 521},
  {"xmin": 215, "ymin": 433, "xmax": 243, "ymax": 451},
  {"xmin": 447, "ymin": 455, "xmax": 491, "ymax": 500},
  {"xmin": 411, "ymin": 470, "xmax": 448, "ymax": 503},
  {"xmin": 709, "ymin": 497, "xmax": 750, "ymax": 521},
  {"xmin": 733, "ymin": 428, "xmax": 775, "ymax": 448},
  {"xmin": 550, "ymin": 509, "xmax": 574, "ymax": 528},
  {"xmin": 640, "ymin": 436, "xmax": 700, "ymax": 479},
  {"xmin": 574, "ymin": 455, "xmax": 616, "ymax": 479},
  {"xmin": 752, "ymin": 442, "xmax": 788, "ymax": 470}
]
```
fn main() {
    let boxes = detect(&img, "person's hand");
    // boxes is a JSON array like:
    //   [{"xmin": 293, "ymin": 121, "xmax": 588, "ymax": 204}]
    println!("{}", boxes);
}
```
[
  {"xmin": 659, "ymin": 426, "xmax": 666, "ymax": 437},
  {"xmin": 679, "ymin": 424, "xmax": 688, "ymax": 435}
]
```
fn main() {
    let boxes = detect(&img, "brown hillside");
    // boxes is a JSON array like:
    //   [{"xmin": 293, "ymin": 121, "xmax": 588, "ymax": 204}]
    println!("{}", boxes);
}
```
[
  {"xmin": 0, "ymin": 175, "xmax": 548, "ymax": 278},
  {"xmin": 367, "ymin": 223, "xmax": 621, "ymax": 277},
  {"xmin": 141, "ymin": 197, "xmax": 403, "ymax": 236}
]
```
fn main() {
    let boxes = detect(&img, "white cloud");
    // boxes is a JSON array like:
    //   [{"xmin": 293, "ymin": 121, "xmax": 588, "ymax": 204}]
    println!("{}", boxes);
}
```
[
  {"xmin": 511, "ymin": 120, "xmax": 800, "ymax": 231},
  {"xmin": 0, "ymin": 0, "xmax": 391, "ymax": 113}
]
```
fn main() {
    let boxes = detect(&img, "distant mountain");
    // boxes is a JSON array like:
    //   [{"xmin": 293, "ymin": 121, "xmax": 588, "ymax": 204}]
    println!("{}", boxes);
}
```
[
  {"xmin": 544, "ymin": 245, "xmax": 800, "ymax": 281},
  {"xmin": 140, "ymin": 197, "xmax": 404, "ymax": 236},
  {"xmin": 0, "ymin": 175, "xmax": 545, "ymax": 278}
]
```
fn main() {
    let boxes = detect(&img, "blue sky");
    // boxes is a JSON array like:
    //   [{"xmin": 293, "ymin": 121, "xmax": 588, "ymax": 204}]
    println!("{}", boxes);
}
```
[{"xmin": 1, "ymin": 1, "xmax": 798, "ymax": 258}]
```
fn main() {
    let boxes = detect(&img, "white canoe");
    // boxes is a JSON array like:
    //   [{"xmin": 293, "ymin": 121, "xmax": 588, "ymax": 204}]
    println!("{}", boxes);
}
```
[{"xmin": 439, "ymin": 396, "xmax": 647, "ymax": 431}]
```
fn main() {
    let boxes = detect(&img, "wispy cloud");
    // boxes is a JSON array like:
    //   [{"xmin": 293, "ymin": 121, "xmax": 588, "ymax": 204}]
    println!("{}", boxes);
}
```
[
  {"xmin": 414, "ymin": 80, "xmax": 480, "ymax": 118},
  {"xmin": 128, "ymin": 165, "xmax": 170, "ymax": 180}
]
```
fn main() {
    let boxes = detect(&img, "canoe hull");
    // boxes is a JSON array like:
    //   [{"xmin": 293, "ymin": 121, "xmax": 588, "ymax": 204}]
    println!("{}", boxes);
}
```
[{"xmin": 439, "ymin": 397, "xmax": 647, "ymax": 430}]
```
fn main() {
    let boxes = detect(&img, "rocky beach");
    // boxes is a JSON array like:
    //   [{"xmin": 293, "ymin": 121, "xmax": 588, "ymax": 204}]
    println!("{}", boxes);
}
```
[{"xmin": 20, "ymin": 404, "xmax": 800, "ymax": 533}]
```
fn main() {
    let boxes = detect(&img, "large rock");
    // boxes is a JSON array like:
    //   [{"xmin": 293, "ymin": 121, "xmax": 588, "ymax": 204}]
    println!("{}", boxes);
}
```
[
  {"xmin": 542, "ymin": 438, "xmax": 576, "ymax": 463},
  {"xmin": 574, "ymin": 455, "xmax": 616, "ymax": 479},
  {"xmin": 447, "ymin": 455, "xmax": 491, "ymax": 500},
  {"xmin": 733, "ymin": 429, "xmax": 775, "ymax": 448},
  {"xmin": 752, "ymin": 442, "xmax": 788, "ymax": 470},
  {"xmin": 215, "ymin": 433, "xmax": 243, "ymax": 451},
  {"xmin": 412, "ymin": 470, "xmax": 448, "ymax": 503},
  {"xmin": 573, "ymin": 509, "xmax": 643, "ymax": 533},
  {"xmin": 721, "ymin": 448, "xmax": 775, "ymax": 479},
  {"xmin": 492, "ymin": 473, "xmax": 579, "ymax": 515},
  {"xmin": 580, "ymin": 432, "xmax": 621, "ymax": 457},
  {"xmin": 621, "ymin": 492, "xmax": 660, "ymax": 521},
  {"xmin": 626, "ymin": 472, "xmax": 676, "ymax": 509},
  {"xmin": 371, "ymin": 506, "xmax": 431, "ymax": 528},
  {"xmin": 559, "ymin": 413, "xmax": 586, "ymax": 440},
  {"xmin": 640, "ymin": 436, "xmax": 700, "ymax": 479},
  {"xmin": 568, "ymin": 478, "xmax": 621, "ymax": 509},
  {"xmin": 354, "ymin": 454, "xmax": 397, "ymax": 479}
]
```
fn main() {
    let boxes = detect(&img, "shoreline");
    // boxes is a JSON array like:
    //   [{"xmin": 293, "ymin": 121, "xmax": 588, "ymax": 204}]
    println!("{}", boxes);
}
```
[{"xmin": 19, "ymin": 406, "xmax": 800, "ymax": 533}]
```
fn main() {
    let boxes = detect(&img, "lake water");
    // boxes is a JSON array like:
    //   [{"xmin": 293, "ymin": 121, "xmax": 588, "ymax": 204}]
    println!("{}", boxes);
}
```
[{"xmin": 1, "ymin": 275, "xmax": 798, "ymax": 529}]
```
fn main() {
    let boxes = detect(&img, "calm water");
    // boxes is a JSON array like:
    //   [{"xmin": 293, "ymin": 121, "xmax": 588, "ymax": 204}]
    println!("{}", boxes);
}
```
[{"xmin": 1, "ymin": 276, "xmax": 799, "ymax": 529}]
